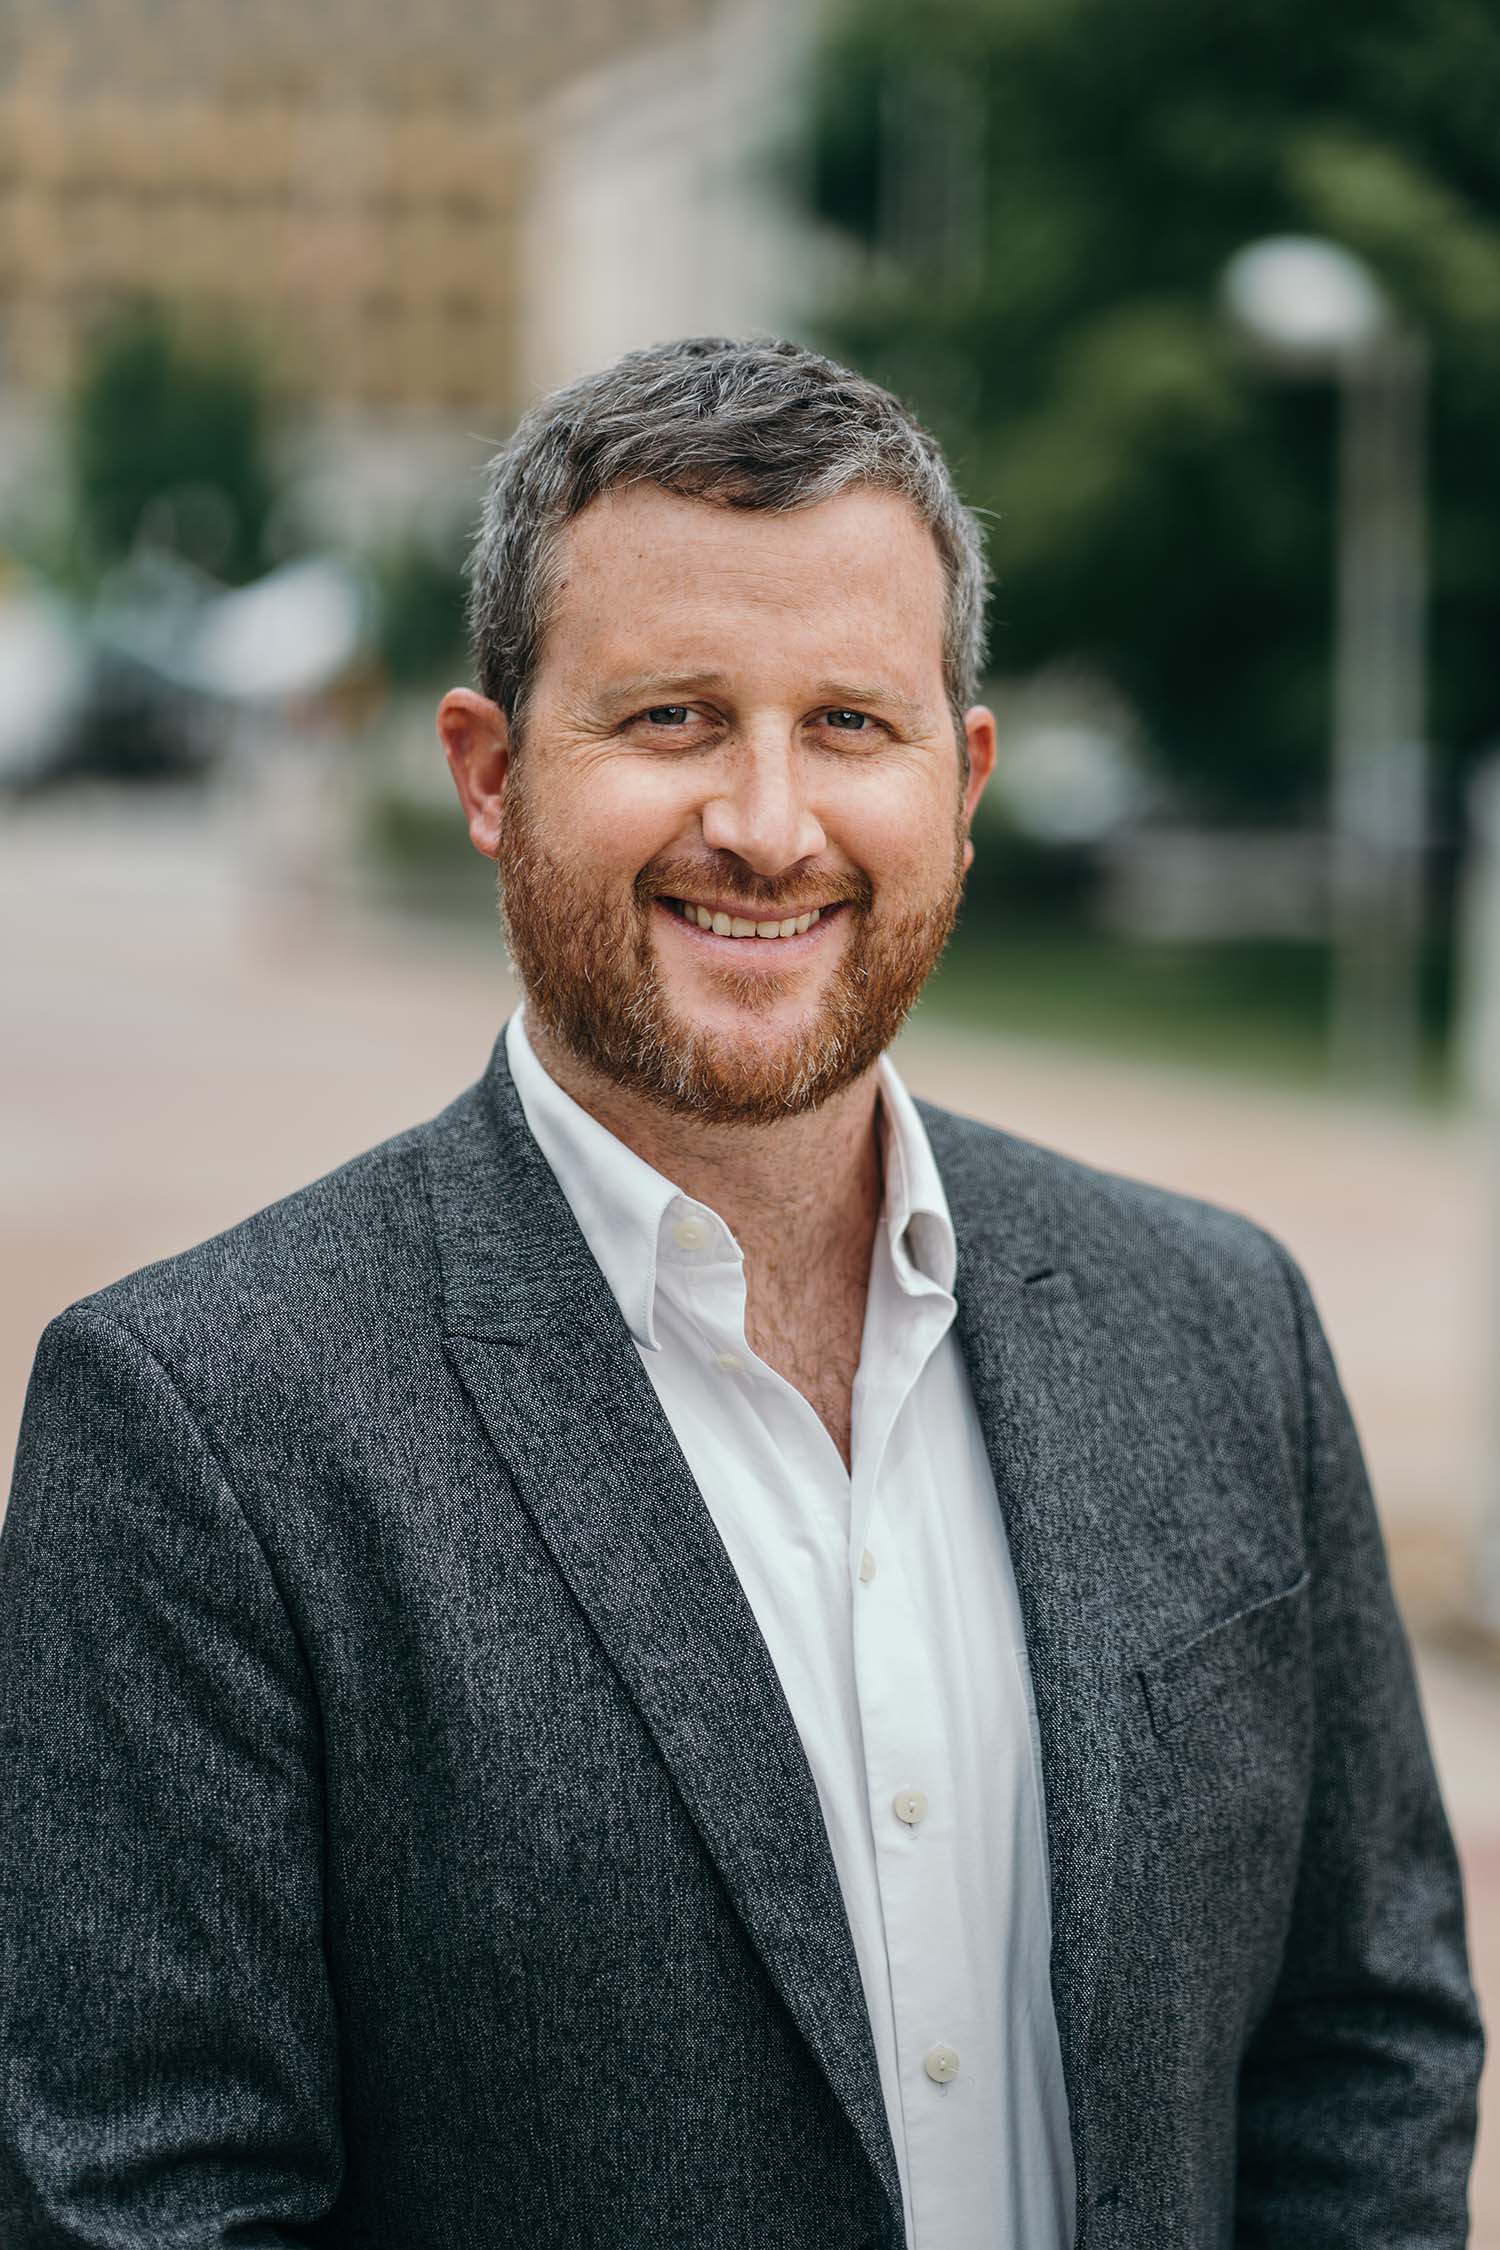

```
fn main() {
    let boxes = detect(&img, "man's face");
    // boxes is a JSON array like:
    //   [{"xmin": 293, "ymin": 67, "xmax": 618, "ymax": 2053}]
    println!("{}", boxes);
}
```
[{"xmin": 451, "ymin": 482, "xmax": 994, "ymax": 1124}]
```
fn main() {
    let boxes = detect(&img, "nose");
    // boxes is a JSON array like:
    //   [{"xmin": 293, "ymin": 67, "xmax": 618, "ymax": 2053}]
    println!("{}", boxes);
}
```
[{"xmin": 698, "ymin": 729, "xmax": 827, "ymax": 875}]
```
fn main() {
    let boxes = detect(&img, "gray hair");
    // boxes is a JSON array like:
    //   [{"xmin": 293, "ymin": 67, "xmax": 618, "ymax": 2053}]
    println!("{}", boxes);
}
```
[{"xmin": 467, "ymin": 335, "xmax": 989, "ymax": 743}]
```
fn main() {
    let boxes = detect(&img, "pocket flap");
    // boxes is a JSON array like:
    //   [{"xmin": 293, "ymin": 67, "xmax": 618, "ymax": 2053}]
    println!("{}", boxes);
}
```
[{"xmin": 1138, "ymin": 1570, "xmax": 1311, "ymax": 1736}]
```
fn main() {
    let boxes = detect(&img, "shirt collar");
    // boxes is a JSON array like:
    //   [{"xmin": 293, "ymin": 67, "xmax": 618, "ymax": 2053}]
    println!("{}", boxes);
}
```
[
  {"xmin": 505, "ymin": 1006, "xmax": 680, "ymax": 1351},
  {"xmin": 874, "ymin": 1050, "xmax": 958, "ymax": 1297},
  {"xmin": 505, "ymin": 1005, "xmax": 958, "ymax": 1347}
]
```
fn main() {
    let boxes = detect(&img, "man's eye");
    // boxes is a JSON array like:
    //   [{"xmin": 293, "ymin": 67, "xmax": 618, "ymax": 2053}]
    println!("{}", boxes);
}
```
[
  {"xmin": 643, "ymin": 705, "xmax": 692, "ymax": 726},
  {"xmin": 823, "ymin": 709, "xmax": 869, "ymax": 731}
]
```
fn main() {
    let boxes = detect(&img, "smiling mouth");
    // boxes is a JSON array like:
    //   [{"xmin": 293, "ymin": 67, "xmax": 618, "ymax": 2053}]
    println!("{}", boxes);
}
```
[{"xmin": 663, "ymin": 898, "xmax": 829, "ymax": 941}]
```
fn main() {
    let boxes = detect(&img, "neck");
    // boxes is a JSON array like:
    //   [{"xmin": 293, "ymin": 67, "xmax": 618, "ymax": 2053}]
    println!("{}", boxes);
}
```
[{"xmin": 522, "ymin": 1012, "xmax": 886, "ymax": 1281}]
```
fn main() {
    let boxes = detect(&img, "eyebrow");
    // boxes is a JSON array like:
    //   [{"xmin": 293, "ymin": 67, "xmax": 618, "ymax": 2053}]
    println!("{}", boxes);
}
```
[{"xmin": 599, "ymin": 671, "xmax": 735, "ymax": 707}]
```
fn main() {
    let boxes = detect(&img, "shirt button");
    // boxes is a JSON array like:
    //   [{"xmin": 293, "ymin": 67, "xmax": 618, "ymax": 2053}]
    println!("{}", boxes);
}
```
[
  {"xmin": 923, "ymin": 2045, "xmax": 960, "ymax": 2085},
  {"xmin": 892, "ymin": 1788, "xmax": 928, "ymax": 1827},
  {"xmin": 713, "ymin": 1349, "xmax": 744, "ymax": 1374},
  {"xmin": 672, "ymin": 1216, "xmax": 709, "ymax": 1251},
  {"xmin": 858, "ymin": 1550, "xmax": 877, "ymax": 1584}
]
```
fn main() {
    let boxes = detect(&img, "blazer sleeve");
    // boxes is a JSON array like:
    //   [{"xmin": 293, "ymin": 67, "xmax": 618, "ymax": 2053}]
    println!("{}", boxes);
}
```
[
  {"xmin": 0, "ymin": 1302, "xmax": 342, "ymax": 2246},
  {"xmin": 1233, "ymin": 1246, "xmax": 1485, "ymax": 2248}
]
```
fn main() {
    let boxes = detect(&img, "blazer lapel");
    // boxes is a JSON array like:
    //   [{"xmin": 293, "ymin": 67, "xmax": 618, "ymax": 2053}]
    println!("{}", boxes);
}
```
[
  {"xmin": 920, "ymin": 1102, "xmax": 1124, "ymax": 2202},
  {"xmin": 422, "ymin": 1034, "xmax": 902, "ymax": 2227}
]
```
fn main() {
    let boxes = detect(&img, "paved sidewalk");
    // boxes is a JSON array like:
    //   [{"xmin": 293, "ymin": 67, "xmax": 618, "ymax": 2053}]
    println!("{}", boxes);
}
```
[{"xmin": 4, "ymin": 793, "xmax": 1495, "ymax": 2236}]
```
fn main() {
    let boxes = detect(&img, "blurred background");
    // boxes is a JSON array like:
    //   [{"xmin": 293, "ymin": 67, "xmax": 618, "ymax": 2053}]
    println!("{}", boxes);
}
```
[{"xmin": 1, "ymin": 0, "xmax": 1496, "ymax": 2226}]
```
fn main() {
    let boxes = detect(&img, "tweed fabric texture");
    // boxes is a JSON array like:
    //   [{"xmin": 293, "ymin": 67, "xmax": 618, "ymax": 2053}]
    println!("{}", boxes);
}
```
[{"xmin": 0, "ymin": 1027, "xmax": 1483, "ymax": 2248}]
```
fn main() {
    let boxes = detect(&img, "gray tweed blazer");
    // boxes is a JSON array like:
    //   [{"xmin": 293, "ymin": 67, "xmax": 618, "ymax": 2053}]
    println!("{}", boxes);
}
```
[{"xmin": 0, "ymin": 1027, "xmax": 1483, "ymax": 2249}]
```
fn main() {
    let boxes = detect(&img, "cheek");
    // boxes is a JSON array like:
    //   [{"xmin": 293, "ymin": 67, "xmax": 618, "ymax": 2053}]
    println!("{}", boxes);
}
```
[
  {"xmin": 830, "ymin": 783, "xmax": 962, "ymax": 895},
  {"xmin": 559, "ymin": 763, "xmax": 701, "ymax": 870}
]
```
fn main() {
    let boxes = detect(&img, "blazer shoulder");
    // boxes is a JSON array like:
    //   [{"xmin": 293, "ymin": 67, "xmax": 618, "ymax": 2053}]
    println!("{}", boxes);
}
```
[{"xmin": 917, "ymin": 1097, "xmax": 1297, "ymax": 1308}]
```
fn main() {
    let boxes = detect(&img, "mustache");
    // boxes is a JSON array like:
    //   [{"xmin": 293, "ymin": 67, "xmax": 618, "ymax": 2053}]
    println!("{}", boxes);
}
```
[{"xmin": 637, "ymin": 854, "xmax": 872, "ymax": 916}]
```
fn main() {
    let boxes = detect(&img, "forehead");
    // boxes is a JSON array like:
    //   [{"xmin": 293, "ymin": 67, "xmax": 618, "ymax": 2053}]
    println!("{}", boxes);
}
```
[{"xmin": 537, "ymin": 483, "xmax": 949, "ymax": 696}]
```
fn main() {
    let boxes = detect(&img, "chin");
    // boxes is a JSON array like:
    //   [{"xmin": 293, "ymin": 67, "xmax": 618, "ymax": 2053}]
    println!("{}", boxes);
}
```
[
  {"xmin": 669, "ymin": 991, "xmax": 819, "ymax": 1049},
  {"xmin": 670, "ymin": 957, "xmax": 824, "ymax": 1018},
  {"xmin": 636, "ymin": 998, "xmax": 871, "ymax": 1126}
]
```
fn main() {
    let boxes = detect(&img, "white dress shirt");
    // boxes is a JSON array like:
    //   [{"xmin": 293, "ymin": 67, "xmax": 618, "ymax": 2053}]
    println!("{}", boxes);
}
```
[{"xmin": 506, "ymin": 1007, "xmax": 1075, "ymax": 2250}]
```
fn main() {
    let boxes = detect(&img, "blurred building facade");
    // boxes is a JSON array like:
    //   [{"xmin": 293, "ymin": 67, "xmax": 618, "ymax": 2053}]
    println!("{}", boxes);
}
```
[{"xmin": 0, "ymin": 0, "xmax": 809, "ymax": 418}]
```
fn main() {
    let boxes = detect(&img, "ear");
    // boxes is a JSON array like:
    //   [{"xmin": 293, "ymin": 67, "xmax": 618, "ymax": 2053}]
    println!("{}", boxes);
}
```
[
  {"xmin": 437, "ymin": 689, "xmax": 513, "ymax": 861},
  {"xmin": 959, "ymin": 705, "xmax": 998, "ymax": 874}
]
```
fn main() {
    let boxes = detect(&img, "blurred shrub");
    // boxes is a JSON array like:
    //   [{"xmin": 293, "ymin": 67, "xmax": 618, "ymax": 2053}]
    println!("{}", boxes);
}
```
[
  {"xmin": 363, "ymin": 781, "xmax": 496, "ymax": 927},
  {"xmin": 366, "ymin": 521, "xmax": 470, "ymax": 687},
  {"xmin": 366, "ymin": 787, "xmax": 468, "ymax": 870},
  {"xmin": 929, "ymin": 924, "xmax": 1456, "ymax": 1097},
  {"xmin": 65, "ymin": 302, "xmax": 277, "ymax": 584},
  {"xmin": 961, "ymin": 815, "xmax": 1105, "ymax": 929},
  {"xmin": 799, "ymin": 0, "xmax": 1500, "ymax": 822}
]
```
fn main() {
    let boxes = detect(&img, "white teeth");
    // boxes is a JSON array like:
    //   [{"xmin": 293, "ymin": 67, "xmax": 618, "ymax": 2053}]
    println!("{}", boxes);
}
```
[{"xmin": 673, "ymin": 900, "xmax": 828, "ymax": 939}]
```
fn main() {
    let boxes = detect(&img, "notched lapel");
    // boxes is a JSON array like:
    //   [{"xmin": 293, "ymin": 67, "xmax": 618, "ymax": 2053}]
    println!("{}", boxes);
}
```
[{"xmin": 423, "ymin": 1036, "xmax": 902, "ymax": 2227}]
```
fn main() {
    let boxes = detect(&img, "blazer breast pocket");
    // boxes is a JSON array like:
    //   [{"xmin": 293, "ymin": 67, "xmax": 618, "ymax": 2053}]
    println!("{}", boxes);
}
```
[{"xmin": 1138, "ymin": 1570, "xmax": 1311, "ymax": 1738}]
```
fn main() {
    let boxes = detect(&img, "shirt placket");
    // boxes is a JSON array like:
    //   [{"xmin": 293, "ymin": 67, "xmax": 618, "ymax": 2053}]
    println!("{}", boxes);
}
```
[{"xmin": 850, "ymin": 1259, "xmax": 971, "ymax": 2249}]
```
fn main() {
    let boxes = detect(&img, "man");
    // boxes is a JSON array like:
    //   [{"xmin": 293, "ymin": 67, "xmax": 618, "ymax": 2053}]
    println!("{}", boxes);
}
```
[{"xmin": 0, "ymin": 336, "xmax": 1482, "ymax": 2249}]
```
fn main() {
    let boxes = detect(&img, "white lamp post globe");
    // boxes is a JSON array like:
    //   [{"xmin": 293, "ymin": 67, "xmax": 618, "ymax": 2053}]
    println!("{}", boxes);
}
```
[{"xmin": 1221, "ymin": 235, "xmax": 1390, "ymax": 366}]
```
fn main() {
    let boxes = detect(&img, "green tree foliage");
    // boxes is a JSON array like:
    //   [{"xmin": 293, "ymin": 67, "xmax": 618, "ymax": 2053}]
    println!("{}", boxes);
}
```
[
  {"xmin": 799, "ymin": 0, "xmax": 1500, "ymax": 818},
  {"xmin": 65, "ymin": 302, "xmax": 277, "ymax": 585},
  {"xmin": 366, "ymin": 519, "xmax": 471, "ymax": 688}
]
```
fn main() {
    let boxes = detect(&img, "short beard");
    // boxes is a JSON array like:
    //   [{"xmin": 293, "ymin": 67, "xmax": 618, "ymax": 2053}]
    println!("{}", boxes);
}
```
[{"xmin": 496, "ymin": 772, "xmax": 966, "ymax": 1126}]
